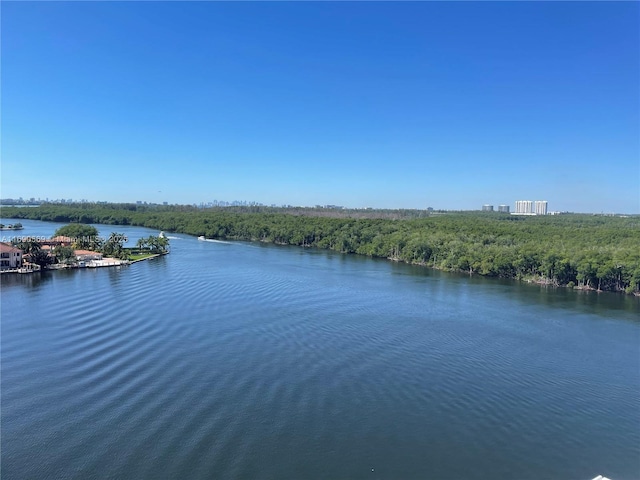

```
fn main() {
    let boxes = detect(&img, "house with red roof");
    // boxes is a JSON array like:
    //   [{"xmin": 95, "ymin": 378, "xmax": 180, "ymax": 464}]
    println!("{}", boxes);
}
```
[{"xmin": 0, "ymin": 242, "xmax": 23, "ymax": 270}]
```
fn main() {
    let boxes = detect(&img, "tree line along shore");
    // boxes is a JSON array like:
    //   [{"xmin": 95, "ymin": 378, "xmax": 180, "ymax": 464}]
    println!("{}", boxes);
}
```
[{"xmin": 2, "ymin": 204, "xmax": 639, "ymax": 294}]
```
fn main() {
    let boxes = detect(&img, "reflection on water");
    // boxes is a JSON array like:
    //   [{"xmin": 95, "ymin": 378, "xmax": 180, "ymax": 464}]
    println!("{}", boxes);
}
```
[{"xmin": 1, "ymin": 270, "xmax": 54, "ymax": 289}]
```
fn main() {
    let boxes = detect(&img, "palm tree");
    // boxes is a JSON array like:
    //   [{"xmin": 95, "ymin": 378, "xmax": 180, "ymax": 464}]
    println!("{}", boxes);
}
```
[
  {"xmin": 136, "ymin": 238, "xmax": 148, "ymax": 253},
  {"xmin": 102, "ymin": 232, "xmax": 125, "ymax": 257},
  {"xmin": 13, "ymin": 239, "xmax": 42, "ymax": 256}
]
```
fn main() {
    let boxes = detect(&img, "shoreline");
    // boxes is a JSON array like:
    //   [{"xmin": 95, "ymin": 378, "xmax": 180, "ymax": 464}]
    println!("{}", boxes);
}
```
[
  {"xmin": 219, "ymin": 235, "xmax": 639, "ymax": 297},
  {"xmin": 1, "ymin": 251, "xmax": 167, "ymax": 275},
  {"xmin": 129, "ymin": 253, "xmax": 166, "ymax": 263},
  {"xmin": 2, "ymin": 212, "xmax": 636, "ymax": 295}
]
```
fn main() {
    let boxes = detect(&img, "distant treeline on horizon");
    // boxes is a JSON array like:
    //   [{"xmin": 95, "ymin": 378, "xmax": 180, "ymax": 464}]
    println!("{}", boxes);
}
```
[{"xmin": 2, "ymin": 202, "xmax": 639, "ymax": 294}]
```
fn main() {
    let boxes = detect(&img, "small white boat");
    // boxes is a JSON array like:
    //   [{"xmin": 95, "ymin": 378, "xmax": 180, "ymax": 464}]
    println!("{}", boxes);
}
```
[
  {"xmin": 197, "ymin": 235, "xmax": 231, "ymax": 244},
  {"xmin": 159, "ymin": 231, "xmax": 166, "ymax": 238}
]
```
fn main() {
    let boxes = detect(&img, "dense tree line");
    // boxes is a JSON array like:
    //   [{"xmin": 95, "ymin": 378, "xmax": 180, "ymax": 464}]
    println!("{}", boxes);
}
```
[{"xmin": 3, "ymin": 204, "xmax": 639, "ymax": 294}]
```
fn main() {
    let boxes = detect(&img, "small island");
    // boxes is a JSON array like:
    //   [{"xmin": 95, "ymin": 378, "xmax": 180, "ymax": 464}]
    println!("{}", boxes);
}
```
[
  {"xmin": 0, "ymin": 223, "xmax": 169, "ymax": 273},
  {"xmin": 0, "ymin": 222, "xmax": 23, "ymax": 231}
]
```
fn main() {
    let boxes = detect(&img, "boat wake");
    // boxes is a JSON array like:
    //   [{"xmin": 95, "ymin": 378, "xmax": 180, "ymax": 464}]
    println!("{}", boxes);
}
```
[{"xmin": 198, "ymin": 236, "xmax": 232, "ymax": 244}]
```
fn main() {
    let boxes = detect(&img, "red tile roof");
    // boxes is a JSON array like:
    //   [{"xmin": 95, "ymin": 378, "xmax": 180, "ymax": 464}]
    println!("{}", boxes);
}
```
[
  {"xmin": 74, "ymin": 249, "xmax": 101, "ymax": 256},
  {"xmin": 0, "ymin": 242, "xmax": 23, "ymax": 254}
]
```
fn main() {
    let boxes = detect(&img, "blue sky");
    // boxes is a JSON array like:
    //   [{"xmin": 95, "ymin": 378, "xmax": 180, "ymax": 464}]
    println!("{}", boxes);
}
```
[{"xmin": 2, "ymin": 2, "xmax": 638, "ymax": 213}]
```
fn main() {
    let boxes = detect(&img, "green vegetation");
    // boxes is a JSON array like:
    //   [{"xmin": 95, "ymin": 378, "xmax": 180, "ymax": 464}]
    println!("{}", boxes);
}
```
[
  {"xmin": 101, "ymin": 232, "xmax": 131, "ymax": 259},
  {"xmin": 127, "ymin": 252, "xmax": 157, "ymax": 261},
  {"xmin": 2, "ymin": 203, "xmax": 639, "ymax": 294},
  {"xmin": 126, "ymin": 235, "xmax": 171, "ymax": 261},
  {"xmin": 53, "ymin": 245, "xmax": 77, "ymax": 265},
  {"xmin": 8, "ymin": 219, "xmax": 169, "ymax": 268},
  {"xmin": 12, "ymin": 238, "xmax": 54, "ymax": 268},
  {"xmin": 54, "ymin": 223, "xmax": 102, "ymax": 250},
  {"xmin": 0, "ymin": 222, "xmax": 23, "ymax": 230},
  {"xmin": 136, "ymin": 235, "xmax": 170, "ymax": 254},
  {"xmin": 29, "ymin": 247, "xmax": 54, "ymax": 268},
  {"xmin": 54, "ymin": 223, "xmax": 99, "ymax": 238}
]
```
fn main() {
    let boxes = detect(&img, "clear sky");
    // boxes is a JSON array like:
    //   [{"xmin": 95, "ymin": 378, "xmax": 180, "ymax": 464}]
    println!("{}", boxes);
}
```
[{"xmin": 2, "ymin": 2, "xmax": 638, "ymax": 213}]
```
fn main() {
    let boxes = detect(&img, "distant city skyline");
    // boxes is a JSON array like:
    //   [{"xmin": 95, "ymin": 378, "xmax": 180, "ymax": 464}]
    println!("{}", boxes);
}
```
[
  {"xmin": 0, "ymin": 195, "xmax": 627, "ymax": 216},
  {"xmin": 2, "ymin": 2, "xmax": 638, "ymax": 213}
]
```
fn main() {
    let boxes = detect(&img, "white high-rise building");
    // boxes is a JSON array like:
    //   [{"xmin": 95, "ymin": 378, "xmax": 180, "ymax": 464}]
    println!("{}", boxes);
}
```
[
  {"xmin": 515, "ymin": 200, "xmax": 534, "ymax": 214},
  {"xmin": 535, "ymin": 200, "xmax": 548, "ymax": 215},
  {"xmin": 513, "ymin": 200, "xmax": 549, "ymax": 215}
]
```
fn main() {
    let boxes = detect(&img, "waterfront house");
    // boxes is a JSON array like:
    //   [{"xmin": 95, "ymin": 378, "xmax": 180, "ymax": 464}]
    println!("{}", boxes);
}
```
[
  {"xmin": 74, "ymin": 250, "xmax": 103, "ymax": 261},
  {"xmin": 0, "ymin": 242, "xmax": 23, "ymax": 270}
]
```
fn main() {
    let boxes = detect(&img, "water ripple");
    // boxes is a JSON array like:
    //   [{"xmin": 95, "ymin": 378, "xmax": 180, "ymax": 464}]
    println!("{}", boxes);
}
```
[{"xmin": 2, "ymin": 231, "xmax": 639, "ymax": 480}]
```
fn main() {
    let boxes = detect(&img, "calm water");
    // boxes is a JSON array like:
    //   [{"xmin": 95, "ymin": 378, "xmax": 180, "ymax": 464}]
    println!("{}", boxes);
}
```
[{"xmin": 2, "ymin": 219, "xmax": 639, "ymax": 480}]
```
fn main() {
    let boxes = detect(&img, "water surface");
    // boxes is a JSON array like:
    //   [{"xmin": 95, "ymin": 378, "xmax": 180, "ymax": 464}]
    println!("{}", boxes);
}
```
[{"xmin": 2, "ymin": 219, "xmax": 639, "ymax": 479}]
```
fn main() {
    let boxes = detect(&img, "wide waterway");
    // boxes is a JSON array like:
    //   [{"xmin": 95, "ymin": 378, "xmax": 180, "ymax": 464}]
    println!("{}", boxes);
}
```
[{"xmin": 2, "ymin": 219, "xmax": 639, "ymax": 479}]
